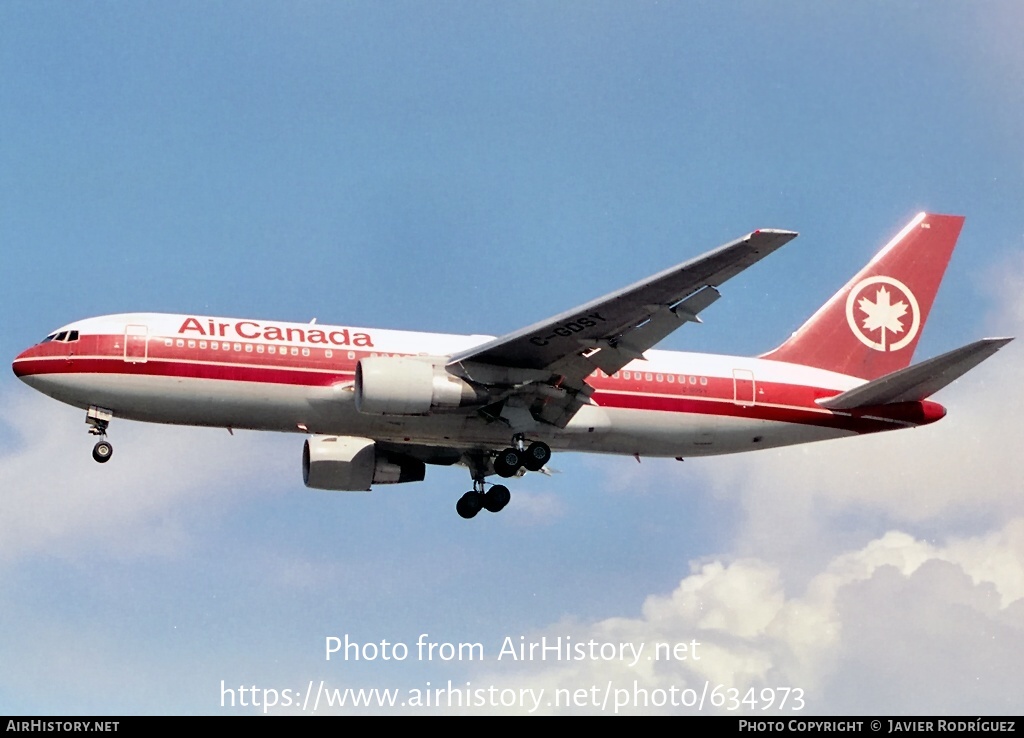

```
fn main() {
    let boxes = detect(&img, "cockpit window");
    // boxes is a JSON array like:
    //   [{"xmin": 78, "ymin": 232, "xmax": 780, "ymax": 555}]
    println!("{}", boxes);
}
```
[{"xmin": 41, "ymin": 330, "xmax": 80, "ymax": 344}]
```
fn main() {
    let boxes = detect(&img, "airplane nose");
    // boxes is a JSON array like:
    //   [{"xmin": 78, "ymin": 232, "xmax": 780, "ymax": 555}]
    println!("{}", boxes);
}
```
[{"xmin": 12, "ymin": 345, "xmax": 38, "ymax": 379}]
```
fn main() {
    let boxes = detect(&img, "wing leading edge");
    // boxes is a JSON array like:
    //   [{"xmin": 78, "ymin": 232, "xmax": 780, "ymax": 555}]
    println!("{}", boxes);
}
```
[{"xmin": 448, "ymin": 228, "xmax": 798, "ymax": 426}]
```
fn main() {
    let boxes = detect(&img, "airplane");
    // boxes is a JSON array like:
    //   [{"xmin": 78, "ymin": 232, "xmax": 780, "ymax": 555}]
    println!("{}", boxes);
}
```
[{"xmin": 12, "ymin": 212, "xmax": 1012, "ymax": 519}]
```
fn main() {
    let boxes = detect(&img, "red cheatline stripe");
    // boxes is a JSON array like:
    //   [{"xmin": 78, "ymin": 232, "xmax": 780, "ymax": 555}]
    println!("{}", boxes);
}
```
[
  {"xmin": 14, "ymin": 356, "xmax": 354, "ymax": 387},
  {"xmin": 592, "ymin": 391, "xmax": 905, "ymax": 434},
  {"xmin": 15, "ymin": 355, "xmax": 913, "ymax": 434}
]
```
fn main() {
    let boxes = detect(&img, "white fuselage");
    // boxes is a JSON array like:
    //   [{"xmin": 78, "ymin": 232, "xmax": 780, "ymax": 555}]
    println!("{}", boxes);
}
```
[{"xmin": 13, "ymin": 313, "xmax": 942, "ymax": 461}]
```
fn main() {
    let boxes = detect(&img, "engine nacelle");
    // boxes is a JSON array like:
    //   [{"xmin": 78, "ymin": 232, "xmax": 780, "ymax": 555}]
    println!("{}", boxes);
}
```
[
  {"xmin": 354, "ymin": 356, "xmax": 487, "ymax": 415},
  {"xmin": 302, "ymin": 435, "xmax": 426, "ymax": 491}
]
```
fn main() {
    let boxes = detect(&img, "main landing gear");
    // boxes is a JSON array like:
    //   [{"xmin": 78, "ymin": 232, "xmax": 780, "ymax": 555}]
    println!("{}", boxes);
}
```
[
  {"xmin": 456, "ymin": 479, "xmax": 511, "ymax": 519},
  {"xmin": 455, "ymin": 436, "xmax": 551, "ymax": 520},
  {"xmin": 493, "ymin": 434, "xmax": 551, "ymax": 478},
  {"xmin": 86, "ymin": 406, "xmax": 114, "ymax": 464}
]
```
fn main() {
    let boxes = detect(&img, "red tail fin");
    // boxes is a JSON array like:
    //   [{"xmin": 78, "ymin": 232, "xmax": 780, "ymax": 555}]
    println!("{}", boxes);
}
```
[{"xmin": 761, "ymin": 213, "xmax": 964, "ymax": 379}]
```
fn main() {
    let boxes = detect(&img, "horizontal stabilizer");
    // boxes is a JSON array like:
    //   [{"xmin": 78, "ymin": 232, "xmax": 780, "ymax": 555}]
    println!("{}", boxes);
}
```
[{"xmin": 817, "ymin": 337, "xmax": 1013, "ymax": 410}]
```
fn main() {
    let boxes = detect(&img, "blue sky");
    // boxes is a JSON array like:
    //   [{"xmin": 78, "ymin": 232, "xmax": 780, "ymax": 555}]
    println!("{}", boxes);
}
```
[{"xmin": 2, "ymin": 2, "xmax": 1023, "ymax": 714}]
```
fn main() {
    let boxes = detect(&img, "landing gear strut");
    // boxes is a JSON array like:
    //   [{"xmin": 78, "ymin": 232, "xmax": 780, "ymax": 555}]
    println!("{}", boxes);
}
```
[
  {"xmin": 86, "ymin": 406, "xmax": 114, "ymax": 464},
  {"xmin": 456, "ymin": 453, "xmax": 512, "ymax": 520},
  {"xmin": 454, "ymin": 438, "xmax": 552, "ymax": 519}
]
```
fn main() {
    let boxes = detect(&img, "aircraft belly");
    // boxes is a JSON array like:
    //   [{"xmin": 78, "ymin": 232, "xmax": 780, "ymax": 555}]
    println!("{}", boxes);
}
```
[
  {"xmin": 24, "ymin": 372, "xmax": 524, "ymax": 443},
  {"xmin": 25, "ymin": 373, "xmax": 326, "ymax": 432},
  {"xmin": 566, "ymin": 407, "xmax": 854, "ymax": 457},
  {"xmin": 26, "ymin": 372, "xmax": 855, "ymax": 455}
]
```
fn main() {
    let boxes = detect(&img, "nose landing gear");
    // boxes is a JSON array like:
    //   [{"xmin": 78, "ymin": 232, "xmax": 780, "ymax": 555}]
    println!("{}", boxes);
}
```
[{"xmin": 86, "ymin": 406, "xmax": 114, "ymax": 464}]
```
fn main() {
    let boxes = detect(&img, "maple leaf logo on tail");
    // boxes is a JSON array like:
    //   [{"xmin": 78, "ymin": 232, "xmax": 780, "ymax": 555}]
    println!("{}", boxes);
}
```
[
  {"xmin": 762, "ymin": 213, "xmax": 963, "ymax": 378},
  {"xmin": 845, "ymin": 276, "xmax": 921, "ymax": 352},
  {"xmin": 859, "ymin": 286, "xmax": 908, "ymax": 350}
]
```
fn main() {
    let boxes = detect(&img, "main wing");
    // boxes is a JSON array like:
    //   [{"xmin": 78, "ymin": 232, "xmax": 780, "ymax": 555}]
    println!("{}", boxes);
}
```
[{"xmin": 448, "ymin": 228, "xmax": 798, "ymax": 426}]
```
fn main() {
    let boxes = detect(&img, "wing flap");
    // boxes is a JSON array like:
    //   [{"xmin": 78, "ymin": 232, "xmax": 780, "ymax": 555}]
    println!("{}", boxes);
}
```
[
  {"xmin": 817, "ymin": 337, "xmax": 1012, "ymax": 410},
  {"xmin": 582, "ymin": 286, "xmax": 722, "ymax": 375}
]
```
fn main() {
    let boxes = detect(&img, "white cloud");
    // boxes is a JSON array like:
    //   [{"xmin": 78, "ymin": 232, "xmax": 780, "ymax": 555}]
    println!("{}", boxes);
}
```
[{"xmin": 470, "ymin": 520, "xmax": 1024, "ymax": 714}]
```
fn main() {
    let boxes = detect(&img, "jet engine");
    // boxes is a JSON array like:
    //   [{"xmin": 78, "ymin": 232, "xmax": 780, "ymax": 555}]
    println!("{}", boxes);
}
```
[
  {"xmin": 354, "ymin": 356, "xmax": 488, "ymax": 415},
  {"xmin": 302, "ymin": 435, "xmax": 425, "ymax": 491}
]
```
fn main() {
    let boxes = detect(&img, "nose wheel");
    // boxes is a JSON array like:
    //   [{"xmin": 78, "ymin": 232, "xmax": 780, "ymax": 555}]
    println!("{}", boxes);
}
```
[
  {"xmin": 92, "ymin": 440, "xmax": 113, "ymax": 463},
  {"xmin": 86, "ymin": 406, "xmax": 114, "ymax": 464}
]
